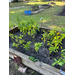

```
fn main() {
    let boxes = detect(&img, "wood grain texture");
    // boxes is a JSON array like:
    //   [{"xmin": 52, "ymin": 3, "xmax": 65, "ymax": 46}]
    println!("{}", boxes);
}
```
[
  {"xmin": 31, "ymin": 9, "xmax": 44, "ymax": 14},
  {"xmin": 9, "ymin": 48, "xmax": 62, "ymax": 75}
]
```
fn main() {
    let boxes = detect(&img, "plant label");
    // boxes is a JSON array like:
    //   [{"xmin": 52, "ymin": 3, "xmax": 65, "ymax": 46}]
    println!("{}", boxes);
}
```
[{"xmin": 18, "ymin": 67, "xmax": 27, "ymax": 73}]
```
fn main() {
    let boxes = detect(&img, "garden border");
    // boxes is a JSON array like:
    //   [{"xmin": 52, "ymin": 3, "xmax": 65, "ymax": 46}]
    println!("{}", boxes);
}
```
[
  {"xmin": 9, "ymin": 26, "xmax": 65, "ymax": 75},
  {"xmin": 31, "ymin": 9, "xmax": 44, "ymax": 14}
]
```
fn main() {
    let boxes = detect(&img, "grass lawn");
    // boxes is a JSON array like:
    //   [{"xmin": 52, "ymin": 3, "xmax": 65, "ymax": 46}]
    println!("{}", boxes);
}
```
[{"xmin": 9, "ymin": 1, "xmax": 65, "ymax": 30}]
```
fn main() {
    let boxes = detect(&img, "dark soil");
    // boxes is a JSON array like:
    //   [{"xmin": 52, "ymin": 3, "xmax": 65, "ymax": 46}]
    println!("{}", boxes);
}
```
[
  {"xmin": 56, "ymin": 5, "xmax": 65, "ymax": 16},
  {"xmin": 41, "ymin": 4, "xmax": 51, "ymax": 8},
  {"xmin": 9, "ymin": 30, "xmax": 65, "ymax": 71},
  {"xmin": 41, "ymin": 4, "xmax": 50, "ymax": 6},
  {"xmin": 50, "ymin": 2, "xmax": 56, "ymax": 4}
]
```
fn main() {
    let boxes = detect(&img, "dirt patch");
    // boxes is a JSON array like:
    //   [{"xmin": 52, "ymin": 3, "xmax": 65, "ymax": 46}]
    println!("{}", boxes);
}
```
[{"xmin": 9, "ymin": 30, "xmax": 65, "ymax": 71}]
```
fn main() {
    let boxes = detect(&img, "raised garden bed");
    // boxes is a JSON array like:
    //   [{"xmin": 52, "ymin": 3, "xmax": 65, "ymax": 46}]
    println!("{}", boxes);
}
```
[
  {"xmin": 31, "ymin": 9, "xmax": 44, "ymax": 14},
  {"xmin": 9, "ymin": 19, "xmax": 65, "ymax": 75},
  {"xmin": 39, "ymin": 4, "xmax": 51, "ymax": 9},
  {"xmin": 55, "ymin": 5, "xmax": 65, "ymax": 16},
  {"xmin": 24, "ymin": 9, "xmax": 44, "ymax": 15},
  {"xmin": 31, "ymin": 4, "xmax": 43, "ymax": 15},
  {"xmin": 30, "ymin": 4, "xmax": 51, "ymax": 15}
]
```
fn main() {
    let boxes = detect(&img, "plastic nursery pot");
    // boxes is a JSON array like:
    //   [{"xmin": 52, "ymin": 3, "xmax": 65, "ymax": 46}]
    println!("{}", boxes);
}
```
[{"xmin": 24, "ymin": 10, "xmax": 31, "ymax": 15}]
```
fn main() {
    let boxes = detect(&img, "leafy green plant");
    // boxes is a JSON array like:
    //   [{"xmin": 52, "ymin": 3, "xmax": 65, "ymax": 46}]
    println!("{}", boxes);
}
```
[
  {"xmin": 32, "ymin": 4, "xmax": 39, "ymax": 11},
  {"xmin": 18, "ymin": 18, "xmax": 40, "ymax": 43},
  {"xmin": 52, "ymin": 49, "xmax": 65, "ymax": 66},
  {"xmin": 9, "ymin": 34, "xmax": 15, "ymax": 39},
  {"xmin": 28, "ymin": 28, "xmax": 36, "ymax": 43},
  {"xmin": 12, "ymin": 42, "xmax": 19, "ymax": 48},
  {"xmin": 34, "ymin": 4, "xmax": 38, "ymax": 7},
  {"xmin": 23, "ymin": 41, "xmax": 31, "ymax": 50},
  {"xmin": 34, "ymin": 42, "xmax": 43, "ymax": 52},
  {"xmin": 52, "ymin": 58, "xmax": 64, "ymax": 66},
  {"xmin": 47, "ymin": 29, "xmax": 65, "ymax": 56},
  {"xmin": 10, "ymin": 34, "xmax": 25, "ymax": 49},
  {"xmin": 41, "ymin": 31, "xmax": 48, "ymax": 45}
]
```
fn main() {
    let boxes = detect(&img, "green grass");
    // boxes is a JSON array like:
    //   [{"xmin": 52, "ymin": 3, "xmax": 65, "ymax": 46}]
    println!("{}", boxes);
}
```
[{"xmin": 9, "ymin": 1, "xmax": 65, "ymax": 30}]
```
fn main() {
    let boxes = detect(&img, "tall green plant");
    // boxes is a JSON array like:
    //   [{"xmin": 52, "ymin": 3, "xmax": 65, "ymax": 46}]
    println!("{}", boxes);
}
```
[
  {"xmin": 41, "ymin": 30, "xmax": 48, "ymax": 45},
  {"xmin": 18, "ymin": 18, "xmax": 40, "ymax": 43}
]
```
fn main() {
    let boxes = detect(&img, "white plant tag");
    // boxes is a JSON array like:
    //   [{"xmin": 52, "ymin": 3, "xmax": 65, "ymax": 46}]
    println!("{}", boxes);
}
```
[{"xmin": 18, "ymin": 67, "xmax": 27, "ymax": 73}]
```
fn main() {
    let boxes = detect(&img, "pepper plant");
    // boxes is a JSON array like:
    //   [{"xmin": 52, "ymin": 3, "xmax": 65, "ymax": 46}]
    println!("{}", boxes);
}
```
[
  {"xmin": 34, "ymin": 42, "xmax": 43, "ymax": 52},
  {"xmin": 47, "ymin": 29, "xmax": 65, "ymax": 56},
  {"xmin": 18, "ymin": 18, "xmax": 40, "ymax": 43},
  {"xmin": 10, "ymin": 34, "xmax": 25, "ymax": 49},
  {"xmin": 52, "ymin": 49, "xmax": 65, "ymax": 66},
  {"xmin": 41, "ymin": 30, "xmax": 48, "ymax": 45},
  {"xmin": 23, "ymin": 41, "xmax": 31, "ymax": 50}
]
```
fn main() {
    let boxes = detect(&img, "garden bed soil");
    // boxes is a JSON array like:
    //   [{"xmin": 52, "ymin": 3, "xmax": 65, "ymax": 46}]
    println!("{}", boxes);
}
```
[
  {"xmin": 32, "ymin": 5, "xmax": 39, "ymax": 11},
  {"xmin": 9, "ymin": 29, "xmax": 65, "ymax": 71}
]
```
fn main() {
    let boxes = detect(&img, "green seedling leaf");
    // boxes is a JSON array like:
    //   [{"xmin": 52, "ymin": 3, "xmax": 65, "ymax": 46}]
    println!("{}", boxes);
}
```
[
  {"xmin": 58, "ymin": 62, "xmax": 63, "ymax": 66},
  {"xmin": 34, "ymin": 42, "xmax": 43, "ymax": 52},
  {"xmin": 29, "ymin": 56, "xmax": 39, "ymax": 62},
  {"xmin": 52, "ymin": 62, "xmax": 56, "ymax": 66},
  {"xmin": 33, "ymin": 59, "xmax": 39, "ymax": 62},
  {"xmin": 29, "ymin": 56, "xmax": 35, "ymax": 61}
]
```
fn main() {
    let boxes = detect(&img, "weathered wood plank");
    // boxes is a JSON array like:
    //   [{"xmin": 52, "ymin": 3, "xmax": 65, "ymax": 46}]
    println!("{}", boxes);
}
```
[
  {"xmin": 40, "ymin": 27, "xmax": 65, "ymax": 33},
  {"xmin": 9, "ymin": 26, "xmax": 65, "ymax": 75},
  {"xmin": 31, "ymin": 9, "xmax": 44, "ymax": 14},
  {"xmin": 9, "ymin": 48, "xmax": 62, "ymax": 75},
  {"xmin": 9, "ymin": 26, "xmax": 19, "ymax": 34}
]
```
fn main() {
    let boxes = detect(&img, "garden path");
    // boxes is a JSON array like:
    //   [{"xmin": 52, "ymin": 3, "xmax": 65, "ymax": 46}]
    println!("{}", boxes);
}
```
[{"xmin": 9, "ymin": 6, "xmax": 25, "ymax": 9}]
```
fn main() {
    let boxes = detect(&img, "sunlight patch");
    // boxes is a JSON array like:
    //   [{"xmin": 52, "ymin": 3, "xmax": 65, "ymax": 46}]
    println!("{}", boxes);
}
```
[{"xmin": 10, "ymin": 11, "xmax": 15, "ymax": 13}]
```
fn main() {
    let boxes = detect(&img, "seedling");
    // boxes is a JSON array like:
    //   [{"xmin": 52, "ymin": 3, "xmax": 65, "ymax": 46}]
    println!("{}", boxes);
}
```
[
  {"xmin": 11, "ymin": 34, "xmax": 25, "ymax": 49},
  {"xmin": 34, "ymin": 42, "xmax": 43, "ymax": 52},
  {"xmin": 52, "ymin": 49, "xmax": 65, "ymax": 67},
  {"xmin": 52, "ymin": 58, "xmax": 64, "ymax": 66},
  {"xmin": 23, "ymin": 41, "xmax": 31, "ymax": 50}
]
